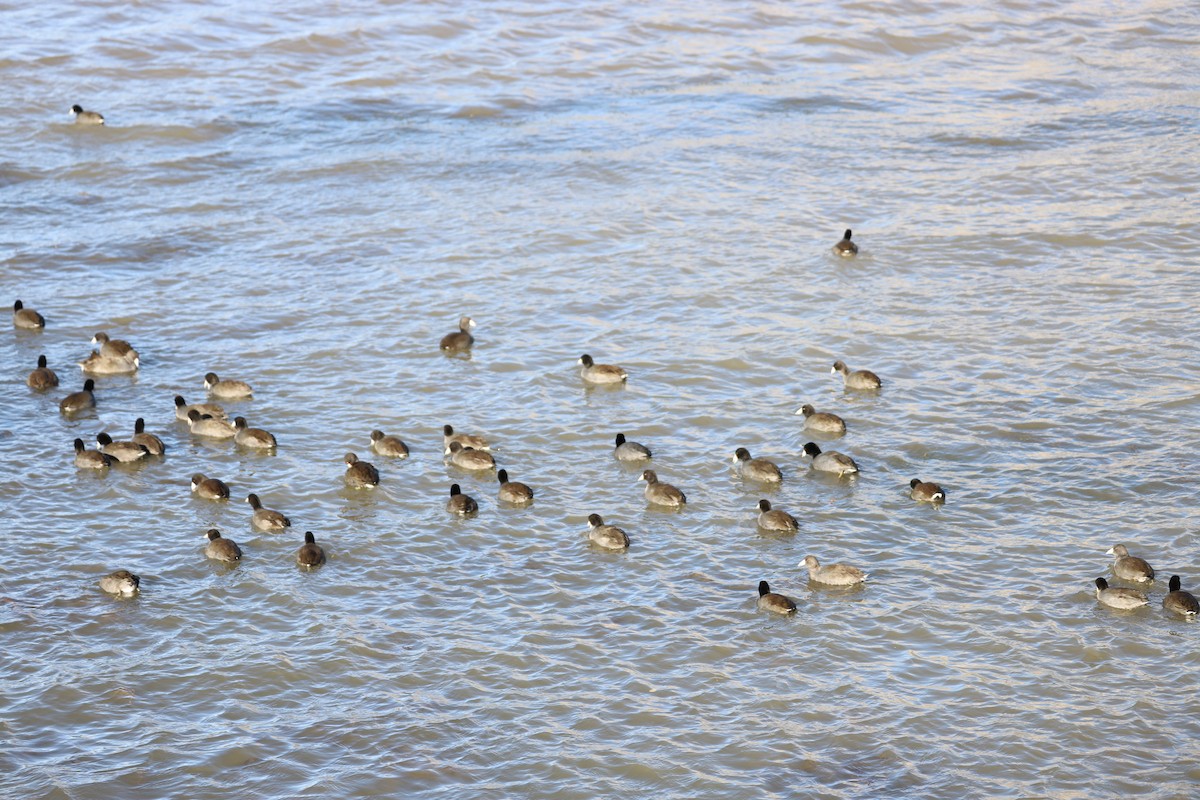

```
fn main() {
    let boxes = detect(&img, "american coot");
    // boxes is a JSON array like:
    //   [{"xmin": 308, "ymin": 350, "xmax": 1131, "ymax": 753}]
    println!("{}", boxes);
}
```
[
  {"xmin": 442, "ymin": 424, "xmax": 490, "ymax": 451},
  {"xmin": 1094, "ymin": 577, "xmax": 1148, "ymax": 610},
  {"xmin": 344, "ymin": 453, "xmax": 380, "ymax": 488},
  {"xmin": 1163, "ymin": 576, "xmax": 1199, "ymax": 616},
  {"xmin": 802, "ymin": 442, "xmax": 859, "ymax": 476},
  {"xmin": 191, "ymin": 473, "xmax": 231, "ymax": 500},
  {"xmin": 132, "ymin": 418, "xmax": 166, "ymax": 455},
  {"xmin": 613, "ymin": 433, "xmax": 652, "ymax": 462},
  {"xmin": 831, "ymin": 360, "xmax": 882, "ymax": 390},
  {"xmin": 370, "ymin": 430, "xmax": 409, "ymax": 458},
  {"xmin": 497, "ymin": 469, "xmax": 533, "ymax": 505},
  {"xmin": 79, "ymin": 350, "xmax": 138, "ymax": 375},
  {"xmin": 756, "ymin": 581, "xmax": 796, "ymax": 614},
  {"xmin": 447, "ymin": 483, "xmax": 479, "ymax": 515},
  {"xmin": 91, "ymin": 332, "xmax": 139, "ymax": 364},
  {"xmin": 446, "ymin": 441, "xmax": 496, "ymax": 470},
  {"xmin": 1106, "ymin": 544, "xmax": 1154, "ymax": 583},
  {"xmin": 204, "ymin": 529, "xmax": 243, "ymax": 562},
  {"xmin": 99, "ymin": 570, "xmax": 139, "ymax": 595},
  {"xmin": 578, "ymin": 354, "xmax": 627, "ymax": 385},
  {"xmin": 27, "ymin": 355, "xmax": 59, "ymax": 389},
  {"xmin": 587, "ymin": 514, "xmax": 629, "ymax": 550},
  {"xmin": 71, "ymin": 104, "xmax": 105, "ymax": 125},
  {"xmin": 440, "ymin": 316, "xmax": 476, "ymax": 351},
  {"xmin": 732, "ymin": 448, "xmax": 783, "ymax": 483},
  {"xmin": 204, "ymin": 372, "xmax": 253, "ymax": 399},
  {"xmin": 833, "ymin": 229, "xmax": 857, "ymax": 256},
  {"xmin": 756, "ymin": 499, "xmax": 798, "ymax": 532},
  {"xmin": 60, "ymin": 379, "xmax": 96, "ymax": 414},
  {"xmin": 175, "ymin": 395, "xmax": 227, "ymax": 421},
  {"xmin": 187, "ymin": 409, "xmax": 237, "ymax": 439},
  {"xmin": 639, "ymin": 470, "xmax": 686, "ymax": 507},
  {"xmin": 97, "ymin": 432, "xmax": 150, "ymax": 463},
  {"xmin": 297, "ymin": 532, "xmax": 326, "ymax": 567},
  {"xmin": 73, "ymin": 438, "xmax": 111, "ymax": 469},
  {"xmin": 246, "ymin": 493, "xmax": 291, "ymax": 531},
  {"xmin": 795, "ymin": 404, "xmax": 846, "ymax": 435},
  {"xmin": 13, "ymin": 299, "xmax": 45, "ymax": 329},
  {"xmin": 909, "ymin": 479, "xmax": 945, "ymax": 504},
  {"xmin": 800, "ymin": 555, "xmax": 867, "ymax": 586},
  {"xmin": 234, "ymin": 417, "xmax": 277, "ymax": 449}
]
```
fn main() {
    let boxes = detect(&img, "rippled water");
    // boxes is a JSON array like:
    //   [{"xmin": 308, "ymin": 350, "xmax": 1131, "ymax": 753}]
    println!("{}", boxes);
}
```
[{"xmin": 3, "ymin": 1, "xmax": 1199, "ymax": 797}]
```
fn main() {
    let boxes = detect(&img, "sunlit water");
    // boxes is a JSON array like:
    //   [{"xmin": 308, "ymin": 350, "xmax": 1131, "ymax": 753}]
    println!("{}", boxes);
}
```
[{"xmin": 2, "ymin": 2, "xmax": 1199, "ymax": 798}]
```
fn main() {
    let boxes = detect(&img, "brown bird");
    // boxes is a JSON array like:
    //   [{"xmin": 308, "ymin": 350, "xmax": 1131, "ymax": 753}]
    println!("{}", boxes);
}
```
[
  {"xmin": 203, "ymin": 529, "xmax": 243, "ymax": 562},
  {"xmin": 439, "ymin": 316, "xmax": 476, "ymax": 351},
  {"xmin": 756, "ymin": 581, "xmax": 796, "ymax": 614},
  {"xmin": 26, "ymin": 355, "xmax": 59, "ymax": 390},
  {"xmin": 13, "ymin": 299, "xmax": 44, "ymax": 329},
  {"xmin": 59, "ymin": 379, "xmax": 96, "ymax": 415},
  {"xmin": 497, "ymin": 469, "xmax": 533, "ymax": 505},
  {"xmin": 132, "ymin": 418, "xmax": 166, "ymax": 456},
  {"xmin": 831, "ymin": 360, "xmax": 882, "ymax": 390},
  {"xmin": 191, "ymin": 473, "xmax": 230, "ymax": 500},
  {"xmin": 297, "ymin": 531, "xmax": 326, "ymax": 567},
  {"xmin": 833, "ymin": 229, "xmax": 858, "ymax": 256},
  {"xmin": 446, "ymin": 484, "xmax": 479, "ymax": 515},
  {"xmin": 909, "ymin": 479, "xmax": 945, "ymax": 504},
  {"xmin": 344, "ymin": 453, "xmax": 380, "ymax": 488}
]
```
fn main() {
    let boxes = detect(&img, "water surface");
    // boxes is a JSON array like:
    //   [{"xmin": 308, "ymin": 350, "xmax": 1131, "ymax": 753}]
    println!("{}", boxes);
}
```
[{"xmin": 2, "ymin": 2, "xmax": 1199, "ymax": 798}]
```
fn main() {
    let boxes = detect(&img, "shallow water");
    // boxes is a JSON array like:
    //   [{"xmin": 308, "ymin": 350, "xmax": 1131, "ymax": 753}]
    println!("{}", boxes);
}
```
[{"xmin": 2, "ymin": 1, "xmax": 1199, "ymax": 798}]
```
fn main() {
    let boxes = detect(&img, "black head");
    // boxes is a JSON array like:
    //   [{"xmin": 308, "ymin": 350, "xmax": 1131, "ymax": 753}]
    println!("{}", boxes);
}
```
[
  {"xmin": 910, "ymin": 478, "xmax": 921, "ymax": 489},
  {"xmin": 191, "ymin": 473, "xmax": 206, "ymax": 484},
  {"xmin": 1169, "ymin": 575, "xmax": 1182, "ymax": 593},
  {"xmin": 843, "ymin": 229, "xmax": 853, "ymax": 240},
  {"xmin": 97, "ymin": 432, "xmax": 113, "ymax": 445},
  {"xmin": 13, "ymin": 299, "xmax": 23, "ymax": 310},
  {"xmin": 448, "ymin": 441, "xmax": 463, "ymax": 453},
  {"xmin": 640, "ymin": 470, "xmax": 657, "ymax": 483},
  {"xmin": 579, "ymin": 354, "xmax": 594, "ymax": 367},
  {"xmin": 800, "ymin": 404, "xmax": 815, "ymax": 417},
  {"xmin": 135, "ymin": 418, "xmax": 146, "ymax": 433},
  {"xmin": 587, "ymin": 513, "xmax": 603, "ymax": 527},
  {"xmin": 344, "ymin": 452, "xmax": 358, "ymax": 465},
  {"xmin": 73, "ymin": 438, "xmax": 85, "ymax": 451},
  {"xmin": 615, "ymin": 433, "xmax": 626, "ymax": 446},
  {"xmin": 449, "ymin": 484, "xmax": 462, "ymax": 497},
  {"xmin": 443, "ymin": 424, "xmax": 454, "ymax": 436},
  {"xmin": 803, "ymin": 443, "xmax": 822, "ymax": 457},
  {"xmin": 94, "ymin": 332, "xmax": 109, "ymax": 343},
  {"xmin": 71, "ymin": 104, "xmax": 84, "ymax": 114},
  {"xmin": 758, "ymin": 580, "xmax": 771, "ymax": 596},
  {"xmin": 234, "ymin": 416, "xmax": 247, "ymax": 428},
  {"xmin": 174, "ymin": 395, "xmax": 187, "ymax": 407},
  {"xmin": 246, "ymin": 493, "xmax": 260, "ymax": 508},
  {"xmin": 734, "ymin": 447, "xmax": 751, "ymax": 461},
  {"xmin": 37, "ymin": 354, "xmax": 47, "ymax": 368},
  {"xmin": 1095, "ymin": 577, "xmax": 1109, "ymax": 591},
  {"xmin": 207, "ymin": 529, "xmax": 221, "ymax": 541},
  {"xmin": 758, "ymin": 499, "xmax": 772, "ymax": 512},
  {"xmin": 304, "ymin": 531, "xmax": 316, "ymax": 544},
  {"xmin": 832, "ymin": 360, "xmax": 847, "ymax": 373},
  {"xmin": 497, "ymin": 469, "xmax": 509, "ymax": 484},
  {"xmin": 205, "ymin": 372, "xmax": 219, "ymax": 383},
  {"xmin": 83, "ymin": 379, "xmax": 95, "ymax": 391},
  {"xmin": 187, "ymin": 409, "xmax": 201, "ymax": 421},
  {"xmin": 370, "ymin": 430, "xmax": 384, "ymax": 441}
]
